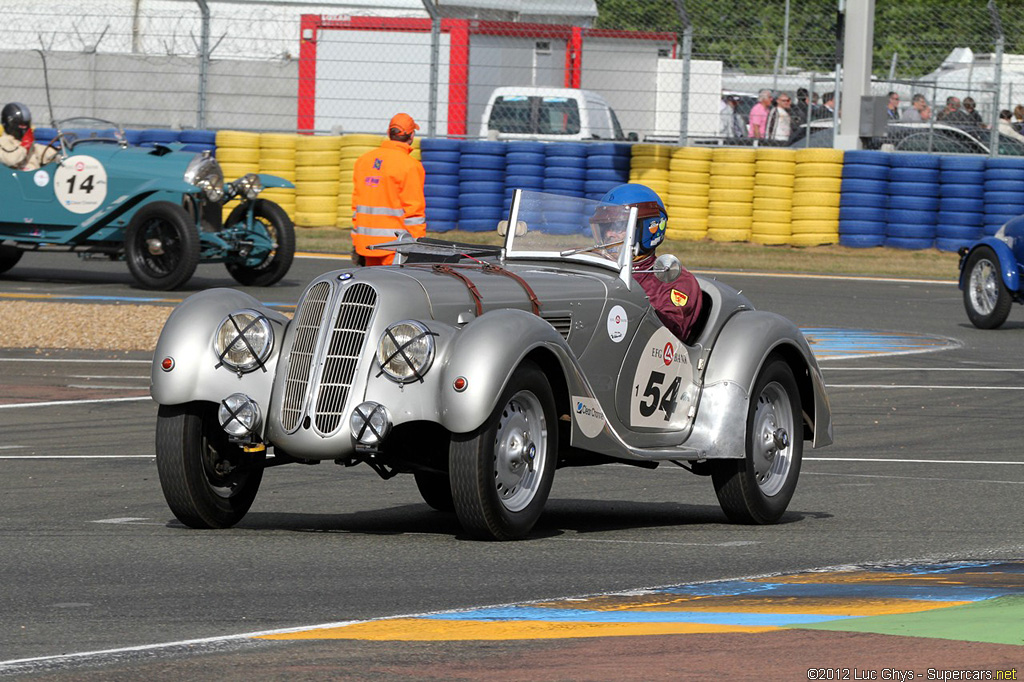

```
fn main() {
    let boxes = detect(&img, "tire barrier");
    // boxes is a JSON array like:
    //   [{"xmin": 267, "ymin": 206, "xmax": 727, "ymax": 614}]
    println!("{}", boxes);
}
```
[
  {"xmin": 629, "ymin": 144, "xmax": 671, "ymax": 201},
  {"xmin": 258, "ymin": 132, "xmax": 297, "ymax": 220},
  {"xmin": 459, "ymin": 140, "xmax": 506, "ymax": 232},
  {"xmin": 422, "ymin": 137, "xmax": 461, "ymax": 233},
  {"xmin": 751, "ymin": 147, "xmax": 795, "ymax": 245},
  {"xmin": 294, "ymin": 134, "xmax": 341, "ymax": 228},
  {"xmin": 983, "ymin": 157, "xmax": 1024, "ymax": 237},
  {"xmin": 584, "ymin": 142, "xmax": 631, "ymax": 201},
  {"xmin": 215, "ymin": 130, "xmax": 261, "ymax": 224},
  {"xmin": 936, "ymin": 155, "xmax": 985, "ymax": 252},
  {"xmin": 790, "ymin": 147, "xmax": 843, "ymax": 246},
  {"xmin": 666, "ymin": 146, "xmax": 711, "ymax": 241},
  {"xmin": 886, "ymin": 153, "xmax": 939, "ymax": 250},
  {"xmin": 707, "ymin": 147, "xmax": 755, "ymax": 242},
  {"xmin": 838, "ymin": 150, "xmax": 889, "ymax": 248}
]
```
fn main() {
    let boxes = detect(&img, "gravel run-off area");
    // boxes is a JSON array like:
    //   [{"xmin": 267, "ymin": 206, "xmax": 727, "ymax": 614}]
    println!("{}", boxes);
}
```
[{"xmin": 0, "ymin": 301, "xmax": 171, "ymax": 351}]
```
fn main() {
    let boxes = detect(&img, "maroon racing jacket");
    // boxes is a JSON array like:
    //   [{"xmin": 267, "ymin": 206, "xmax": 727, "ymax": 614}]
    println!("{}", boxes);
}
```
[{"xmin": 632, "ymin": 252, "xmax": 703, "ymax": 342}]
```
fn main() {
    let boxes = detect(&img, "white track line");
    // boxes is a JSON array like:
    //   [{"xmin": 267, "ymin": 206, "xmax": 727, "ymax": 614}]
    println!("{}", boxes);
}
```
[{"xmin": 0, "ymin": 396, "xmax": 151, "ymax": 409}]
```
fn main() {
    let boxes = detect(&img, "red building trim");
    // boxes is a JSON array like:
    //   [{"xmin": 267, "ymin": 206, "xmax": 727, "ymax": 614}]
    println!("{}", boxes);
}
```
[
  {"xmin": 297, "ymin": 14, "xmax": 319, "ymax": 133},
  {"xmin": 447, "ymin": 19, "xmax": 470, "ymax": 137},
  {"xmin": 567, "ymin": 26, "xmax": 583, "ymax": 88}
]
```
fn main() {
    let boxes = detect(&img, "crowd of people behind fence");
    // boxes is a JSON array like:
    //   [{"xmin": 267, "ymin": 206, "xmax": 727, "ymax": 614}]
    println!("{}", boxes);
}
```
[{"xmin": 719, "ymin": 88, "xmax": 1024, "ymax": 146}]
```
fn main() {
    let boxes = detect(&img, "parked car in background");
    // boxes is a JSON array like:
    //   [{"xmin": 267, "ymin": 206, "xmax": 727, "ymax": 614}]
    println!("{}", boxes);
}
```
[
  {"xmin": 959, "ymin": 215, "xmax": 1024, "ymax": 329},
  {"xmin": 150, "ymin": 189, "xmax": 832, "ymax": 541},
  {"xmin": 0, "ymin": 117, "xmax": 296, "ymax": 290},
  {"xmin": 480, "ymin": 87, "xmax": 638, "ymax": 141}
]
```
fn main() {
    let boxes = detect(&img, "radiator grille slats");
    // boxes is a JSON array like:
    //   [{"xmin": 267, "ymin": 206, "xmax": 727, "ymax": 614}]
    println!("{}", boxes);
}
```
[
  {"xmin": 314, "ymin": 283, "xmax": 377, "ymax": 434},
  {"xmin": 281, "ymin": 281, "xmax": 331, "ymax": 431}
]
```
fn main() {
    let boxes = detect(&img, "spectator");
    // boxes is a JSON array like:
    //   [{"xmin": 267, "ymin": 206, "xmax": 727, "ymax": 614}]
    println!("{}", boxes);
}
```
[
  {"xmin": 351, "ymin": 112, "xmax": 426, "ymax": 266},
  {"xmin": 998, "ymin": 110, "xmax": 1024, "ymax": 143},
  {"xmin": 936, "ymin": 96, "xmax": 972, "ymax": 126},
  {"xmin": 719, "ymin": 94, "xmax": 745, "ymax": 139},
  {"xmin": 819, "ymin": 91, "xmax": 837, "ymax": 119},
  {"xmin": 793, "ymin": 87, "xmax": 811, "ymax": 126},
  {"xmin": 921, "ymin": 104, "xmax": 933, "ymax": 122},
  {"xmin": 887, "ymin": 92, "xmax": 901, "ymax": 121},
  {"xmin": 765, "ymin": 91, "xmax": 793, "ymax": 143},
  {"xmin": 1012, "ymin": 105, "xmax": 1024, "ymax": 133},
  {"xmin": 748, "ymin": 89, "xmax": 773, "ymax": 139},
  {"xmin": 901, "ymin": 94, "xmax": 929, "ymax": 122},
  {"xmin": 962, "ymin": 97, "xmax": 985, "ymax": 128}
]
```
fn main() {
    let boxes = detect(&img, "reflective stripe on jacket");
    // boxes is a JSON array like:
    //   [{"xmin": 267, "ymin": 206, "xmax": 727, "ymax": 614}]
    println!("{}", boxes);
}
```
[{"xmin": 351, "ymin": 138, "xmax": 426, "ymax": 257}]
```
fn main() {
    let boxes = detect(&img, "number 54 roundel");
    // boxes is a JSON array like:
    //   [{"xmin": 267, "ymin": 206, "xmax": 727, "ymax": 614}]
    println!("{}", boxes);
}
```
[{"xmin": 630, "ymin": 326, "xmax": 696, "ymax": 429}]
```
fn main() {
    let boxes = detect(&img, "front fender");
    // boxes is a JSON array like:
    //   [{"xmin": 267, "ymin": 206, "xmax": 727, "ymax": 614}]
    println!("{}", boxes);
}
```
[
  {"xmin": 687, "ymin": 310, "xmax": 832, "ymax": 459},
  {"xmin": 436, "ymin": 308, "xmax": 579, "ymax": 434},
  {"xmin": 150, "ymin": 288, "xmax": 289, "ymax": 416},
  {"xmin": 255, "ymin": 173, "xmax": 295, "ymax": 190},
  {"xmin": 959, "ymin": 239, "xmax": 1020, "ymax": 292}
]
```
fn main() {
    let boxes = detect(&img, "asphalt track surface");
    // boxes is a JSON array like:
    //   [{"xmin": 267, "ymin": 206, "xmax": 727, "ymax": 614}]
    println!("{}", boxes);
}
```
[{"xmin": 0, "ymin": 252, "xmax": 1022, "ymax": 680}]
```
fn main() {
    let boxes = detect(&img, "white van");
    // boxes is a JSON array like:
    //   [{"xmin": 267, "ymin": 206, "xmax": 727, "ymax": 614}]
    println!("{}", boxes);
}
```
[{"xmin": 480, "ymin": 87, "xmax": 637, "ymax": 141}]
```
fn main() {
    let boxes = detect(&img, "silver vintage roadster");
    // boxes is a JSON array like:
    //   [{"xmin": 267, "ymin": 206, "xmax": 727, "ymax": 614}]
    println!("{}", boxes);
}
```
[{"xmin": 151, "ymin": 189, "xmax": 832, "ymax": 540}]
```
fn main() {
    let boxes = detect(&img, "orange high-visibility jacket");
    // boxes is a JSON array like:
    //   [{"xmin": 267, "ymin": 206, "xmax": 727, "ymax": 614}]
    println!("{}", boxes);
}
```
[{"xmin": 351, "ymin": 139, "xmax": 426, "ymax": 257}]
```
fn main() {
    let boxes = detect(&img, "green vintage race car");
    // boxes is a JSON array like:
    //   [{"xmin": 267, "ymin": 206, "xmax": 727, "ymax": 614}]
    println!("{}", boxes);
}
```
[{"xmin": 0, "ymin": 117, "xmax": 295, "ymax": 290}]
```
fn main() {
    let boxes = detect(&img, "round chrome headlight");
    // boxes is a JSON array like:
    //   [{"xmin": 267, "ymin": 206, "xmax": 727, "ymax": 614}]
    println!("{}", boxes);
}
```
[
  {"xmin": 185, "ymin": 152, "xmax": 224, "ymax": 202},
  {"xmin": 215, "ymin": 310, "xmax": 274, "ymax": 373},
  {"xmin": 233, "ymin": 173, "xmax": 263, "ymax": 201},
  {"xmin": 376, "ymin": 320, "xmax": 434, "ymax": 383},
  {"xmin": 218, "ymin": 393, "xmax": 262, "ymax": 439}
]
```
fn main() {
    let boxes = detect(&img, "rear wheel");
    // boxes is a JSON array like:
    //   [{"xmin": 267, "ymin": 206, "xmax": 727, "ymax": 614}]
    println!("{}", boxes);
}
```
[
  {"xmin": 450, "ymin": 361, "xmax": 557, "ymax": 540},
  {"xmin": 156, "ymin": 402, "xmax": 265, "ymax": 529},
  {"xmin": 963, "ymin": 247, "xmax": 1013, "ymax": 329},
  {"xmin": 125, "ymin": 201, "xmax": 199, "ymax": 290},
  {"xmin": 0, "ymin": 245, "xmax": 23, "ymax": 275},
  {"xmin": 711, "ymin": 360, "xmax": 802, "ymax": 525},
  {"xmin": 224, "ymin": 199, "xmax": 296, "ymax": 286}
]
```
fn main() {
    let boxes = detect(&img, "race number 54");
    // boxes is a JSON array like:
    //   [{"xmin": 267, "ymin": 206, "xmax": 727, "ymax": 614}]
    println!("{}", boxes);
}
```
[{"xmin": 635, "ymin": 370, "xmax": 680, "ymax": 421}]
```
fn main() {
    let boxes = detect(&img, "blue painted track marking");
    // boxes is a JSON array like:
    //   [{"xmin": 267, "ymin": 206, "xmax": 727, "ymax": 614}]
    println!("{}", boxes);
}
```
[{"xmin": 801, "ymin": 327, "xmax": 960, "ymax": 360}]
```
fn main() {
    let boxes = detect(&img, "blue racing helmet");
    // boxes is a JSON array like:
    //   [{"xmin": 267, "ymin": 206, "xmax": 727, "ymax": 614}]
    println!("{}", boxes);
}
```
[{"xmin": 598, "ymin": 183, "xmax": 667, "ymax": 254}]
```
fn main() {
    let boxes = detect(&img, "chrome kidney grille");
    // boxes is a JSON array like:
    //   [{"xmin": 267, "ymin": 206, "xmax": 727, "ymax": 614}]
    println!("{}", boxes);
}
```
[{"xmin": 280, "ymin": 280, "xmax": 377, "ymax": 434}]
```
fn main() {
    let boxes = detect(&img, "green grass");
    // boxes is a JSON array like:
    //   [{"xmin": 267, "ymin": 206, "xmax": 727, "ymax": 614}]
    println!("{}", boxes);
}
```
[{"xmin": 295, "ymin": 227, "xmax": 961, "ymax": 281}]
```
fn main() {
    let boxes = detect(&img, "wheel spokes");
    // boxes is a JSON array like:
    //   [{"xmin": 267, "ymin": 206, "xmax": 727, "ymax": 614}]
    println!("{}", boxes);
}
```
[
  {"xmin": 493, "ymin": 391, "xmax": 546, "ymax": 512},
  {"xmin": 750, "ymin": 381, "xmax": 793, "ymax": 497}
]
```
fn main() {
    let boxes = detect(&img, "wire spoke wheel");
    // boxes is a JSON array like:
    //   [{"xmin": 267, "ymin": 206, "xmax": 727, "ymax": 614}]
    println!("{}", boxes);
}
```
[{"xmin": 963, "ymin": 247, "xmax": 1012, "ymax": 329}]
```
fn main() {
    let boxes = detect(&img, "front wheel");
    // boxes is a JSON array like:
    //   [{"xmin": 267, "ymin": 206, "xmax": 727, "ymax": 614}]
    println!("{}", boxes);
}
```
[
  {"xmin": 711, "ymin": 359, "xmax": 802, "ymax": 525},
  {"xmin": 963, "ymin": 247, "xmax": 1013, "ymax": 329},
  {"xmin": 155, "ymin": 402, "xmax": 265, "ymax": 529},
  {"xmin": 0, "ymin": 245, "xmax": 23, "ymax": 275},
  {"xmin": 450, "ymin": 361, "xmax": 557, "ymax": 540},
  {"xmin": 124, "ymin": 201, "xmax": 200, "ymax": 290},
  {"xmin": 224, "ymin": 199, "xmax": 296, "ymax": 286}
]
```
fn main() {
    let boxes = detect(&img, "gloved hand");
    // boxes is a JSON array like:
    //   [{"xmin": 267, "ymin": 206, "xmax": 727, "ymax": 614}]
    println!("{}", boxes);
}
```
[{"xmin": 20, "ymin": 128, "xmax": 34, "ymax": 149}]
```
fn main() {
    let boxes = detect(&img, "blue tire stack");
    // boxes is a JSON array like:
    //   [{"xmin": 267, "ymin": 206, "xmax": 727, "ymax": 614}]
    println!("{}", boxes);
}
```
[
  {"xmin": 179, "ymin": 129, "xmax": 217, "ymax": 155},
  {"xmin": 885, "ymin": 153, "xmax": 939, "ymax": 250},
  {"xmin": 137, "ymin": 128, "xmax": 180, "ymax": 148},
  {"xmin": 504, "ymin": 141, "xmax": 546, "ymax": 214},
  {"xmin": 584, "ymin": 143, "xmax": 631, "ymax": 200},
  {"xmin": 935, "ymin": 155, "xmax": 986, "ymax": 252},
  {"xmin": 420, "ymin": 138, "xmax": 461, "ymax": 233},
  {"xmin": 838, "ymin": 150, "xmax": 889, "ymax": 248},
  {"xmin": 983, "ymin": 157, "xmax": 1024, "ymax": 237},
  {"xmin": 544, "ymin": 143, "xmax": 587, "ymax": 198},
  {"xmin": 458, "ymin": 140, "xmax": 507, "ymax": 232}
]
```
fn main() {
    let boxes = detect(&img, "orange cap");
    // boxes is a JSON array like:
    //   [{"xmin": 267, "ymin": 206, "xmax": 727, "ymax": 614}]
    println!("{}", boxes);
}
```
[{"xmin": 389, "ymin": 113, "xmax": 419, "ymax": 135}]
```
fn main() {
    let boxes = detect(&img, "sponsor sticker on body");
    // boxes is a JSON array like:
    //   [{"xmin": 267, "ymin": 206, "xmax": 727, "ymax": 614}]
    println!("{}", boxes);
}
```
[
  {"xmin": 572, "ymin": 396, "xmax": 606, "ymax": 438},
  {"xmin": 54, "ymin": 155, "xmax": 108, "ymax": 214},
  {"xmin": 629, "ymin": 326, "xmax": 695, "ymax": 429}
]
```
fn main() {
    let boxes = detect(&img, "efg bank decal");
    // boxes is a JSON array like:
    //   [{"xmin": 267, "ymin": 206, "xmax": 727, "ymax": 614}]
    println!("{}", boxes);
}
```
[{"xmin": 572, "ymin": 396, "xmax": 607, "ymax": 438}]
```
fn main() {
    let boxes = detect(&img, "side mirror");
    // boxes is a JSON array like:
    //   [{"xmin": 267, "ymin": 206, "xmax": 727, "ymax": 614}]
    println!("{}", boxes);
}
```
[
  {"xmin": 627, "ymin": 132, "xmax": 639, "ymax": 142},
  {"xmin": 497, "ymin": 220, "xmax": 528, "ymax": 237},
  {"xmin": 653, "ymin": 254, "xmax": 681, "ymax": 283}
]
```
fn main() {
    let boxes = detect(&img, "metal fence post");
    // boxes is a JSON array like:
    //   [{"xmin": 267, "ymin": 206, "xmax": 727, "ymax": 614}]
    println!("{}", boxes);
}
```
[
  {"xmin": 421, "ymin": 0, "xmax": 440, "ymax": 137},
  {"xmin": 989, "ymin": 0, "xmax": 1004, "ymax": 157},
  {"xmin": 673, "ymin": 0, "xmax": 692, "ymax": 145},
  {"xmin": 195, "ymin": 0, "xmax": 210, "ymax": 129}
]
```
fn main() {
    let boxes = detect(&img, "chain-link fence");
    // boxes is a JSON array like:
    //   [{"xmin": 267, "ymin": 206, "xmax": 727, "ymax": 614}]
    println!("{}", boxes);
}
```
[{"xmin": 5, "ymin": 1, "xmax": 1024, "ymax": 155}]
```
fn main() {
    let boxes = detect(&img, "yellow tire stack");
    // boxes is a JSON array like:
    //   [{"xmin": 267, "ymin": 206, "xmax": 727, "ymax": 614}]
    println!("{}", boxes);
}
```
[
  {"xmin": 629, "ymin": 144, "xmax": 671, "ymax": 199},
  {"xmin": 751, "ymin": 147, "xmax": 796, "ymax": 245},
  {"xmin": 707, "ymin": 147, "xmax": 756, "ymax": 242},
  {"xmin": 294, "ymin": 135, "xmax": 342, "ymax": 228},
  {"xmin": 791, "ymin": 148, "xmax": 844, "ymax": 246},
  {"xmin": 336, "ymin": 134, "xmax": 384, "ymax": 229},
  {"xmin": 665, "ymin": 146, "xmax": 711, "ymax": 241},
  {"xmin": 215, "ymin": 130, "xmax": 261, "ymax": 222},
  {"xmin": 257, "ymin": 133, "xmax": 297, "ymax": 220}
]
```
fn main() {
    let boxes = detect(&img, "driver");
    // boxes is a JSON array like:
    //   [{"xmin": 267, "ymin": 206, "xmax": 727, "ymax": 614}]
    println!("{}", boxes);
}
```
[
  {"xmin": 593, "ymin": 183, "xmax": 703, "ymax": 342},
  {"xmin": 0, "ymin": 102, "xmax": 56, "ymax": 171}
]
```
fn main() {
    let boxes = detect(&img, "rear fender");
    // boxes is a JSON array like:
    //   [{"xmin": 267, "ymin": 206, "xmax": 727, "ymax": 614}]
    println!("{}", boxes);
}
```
[
  {"xmin": 150, "ymin": 289, "xmax": 289, "ymax": 418},
  {"xmin": 688, "ymin": 310, "xmax": 832, "ymax": 459}
]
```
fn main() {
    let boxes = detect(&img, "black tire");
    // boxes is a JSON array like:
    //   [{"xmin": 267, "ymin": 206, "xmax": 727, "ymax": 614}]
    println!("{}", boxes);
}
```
[
  {"xmin": 0, "ymin": 245, "xmax": 23, "ymax": 275},
  {"xmin": 711, "ymin": 359, "xmax": 802, "ymax": 525},
  {"xmin": 225, "ymin": 199, "xmax": 296, "ymax": 286},
  {"xmin": 414, "ymin": 471, "xmax": 455, "ymax": 512},
  {"xmin": 963, "ymin": 247, "xmax": 1013, "ymax": 329},
  {"xmin": 124, "ymin": 201, "xmax": 200, "ymax": 290},
  {"xmin": 450, "ymin": 361, "xmax": 557, "ymax": 540},
  {"xmin": 155, "ymin": 402, "xmax": 265, "ymax": 529}
]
